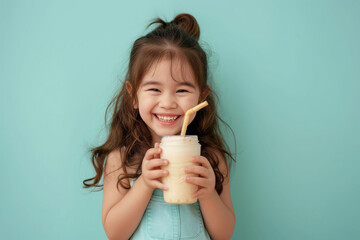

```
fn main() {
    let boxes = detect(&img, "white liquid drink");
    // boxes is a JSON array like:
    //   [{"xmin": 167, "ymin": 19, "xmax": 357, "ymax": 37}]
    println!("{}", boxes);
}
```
[{"xmin": 160, "ymin": 135, "xmax": 200, "ymax": 204}]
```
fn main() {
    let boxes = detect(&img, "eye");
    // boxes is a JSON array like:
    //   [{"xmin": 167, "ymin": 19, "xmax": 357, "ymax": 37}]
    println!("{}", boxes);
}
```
[
  {"xmin": 148, "ymin": 88, "xmax": 160, "ymax": 92},
  {"xmin": 176, "ymin": 89, "xmax": 189, "ymax": 93}
]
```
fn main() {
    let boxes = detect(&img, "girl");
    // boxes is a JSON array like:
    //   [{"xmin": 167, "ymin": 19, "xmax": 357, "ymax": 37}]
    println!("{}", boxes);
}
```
[{"xmin": 83, "ymin": 13, "xmax": 235, "ymax": 240}]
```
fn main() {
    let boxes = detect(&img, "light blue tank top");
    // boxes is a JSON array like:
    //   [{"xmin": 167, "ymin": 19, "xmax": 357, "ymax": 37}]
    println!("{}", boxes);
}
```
[{"xmin": 130, "ymin": 179, "xmax": 211, "ymax": 240}]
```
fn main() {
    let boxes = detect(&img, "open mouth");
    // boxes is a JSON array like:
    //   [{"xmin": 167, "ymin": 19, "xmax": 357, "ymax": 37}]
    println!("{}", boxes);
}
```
[{"xmin": 154, "ymin": 114, "xmax": 181, "ymax": 122}]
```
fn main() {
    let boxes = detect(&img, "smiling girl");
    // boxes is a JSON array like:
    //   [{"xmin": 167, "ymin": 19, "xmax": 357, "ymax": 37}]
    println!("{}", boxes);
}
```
[{"xmin": 83, "ymin": 13, "xmax": 235, "ymax": 240}]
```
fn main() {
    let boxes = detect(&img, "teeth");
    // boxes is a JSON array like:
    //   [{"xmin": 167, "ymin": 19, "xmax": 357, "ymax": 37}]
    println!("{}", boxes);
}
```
[{"xmin": 156, "ymin": 115, "xmax": 179, "ymax": 122}]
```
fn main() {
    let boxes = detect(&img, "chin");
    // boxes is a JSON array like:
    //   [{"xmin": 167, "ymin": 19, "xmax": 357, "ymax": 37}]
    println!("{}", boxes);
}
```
[{"xmin": 156, "ymin": 130, "xmax": 180, "ymax": 137}]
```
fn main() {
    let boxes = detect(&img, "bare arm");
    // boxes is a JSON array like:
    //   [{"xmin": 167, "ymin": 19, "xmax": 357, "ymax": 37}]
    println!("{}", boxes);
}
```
[
  {"xmin": 102, "ymin": 145, "xmax": 168, "ymax": 240},
  {"xmin": 199, "ymin": 180, "xmax": 235, "ymax": 240},
  {"xmin": 185, "ymin": 156, "xmax": 235, "ymax": 240}
]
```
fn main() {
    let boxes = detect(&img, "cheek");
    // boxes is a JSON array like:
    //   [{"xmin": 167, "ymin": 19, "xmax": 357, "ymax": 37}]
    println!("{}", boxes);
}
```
[
  {"xmin": 182, "ymin": 95, "xmax": 201, "ymax": 109},
  {"xmin": 188, "ymin": 112, "xmax": 197, "ymax": 124},
  {"xmin": 181, "ymin": 93, "xmax": 201, "ymax": 123},
  {"xmin": 138, "ymin": 103, "xmax": 152, "ymax": 123},
  {"xmin": 138, "ymin": 95, "xmax": 155, "ymax": 114}
]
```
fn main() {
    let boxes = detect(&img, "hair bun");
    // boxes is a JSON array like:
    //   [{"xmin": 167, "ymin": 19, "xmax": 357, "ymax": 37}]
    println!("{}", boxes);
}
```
[{"xmin": 171, "ymin": 13, "xmax": 200, "ymax": 41}]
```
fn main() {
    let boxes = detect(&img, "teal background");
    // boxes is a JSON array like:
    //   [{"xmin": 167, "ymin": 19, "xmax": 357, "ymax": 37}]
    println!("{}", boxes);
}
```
[{"xmin": 1, "ymin": 0, "xmax": 359, "ymax": 239}]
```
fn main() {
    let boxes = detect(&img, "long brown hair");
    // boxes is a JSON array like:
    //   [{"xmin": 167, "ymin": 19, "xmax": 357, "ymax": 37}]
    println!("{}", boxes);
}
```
[{"xmin": 83, "ymin": 13, "xmax": 235, "ymax": 194}]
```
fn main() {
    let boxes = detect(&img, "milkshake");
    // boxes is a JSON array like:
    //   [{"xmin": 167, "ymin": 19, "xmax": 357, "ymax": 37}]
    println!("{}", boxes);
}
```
[{"xmin": 160, "ymin": 135, "xmax": 200, "ymax": 204}]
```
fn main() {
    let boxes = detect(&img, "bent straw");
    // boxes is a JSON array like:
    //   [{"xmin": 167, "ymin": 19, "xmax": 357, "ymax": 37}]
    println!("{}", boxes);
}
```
[{"xmin": 180, "ymin": 101, "xmax": 208, "ymax": 136}]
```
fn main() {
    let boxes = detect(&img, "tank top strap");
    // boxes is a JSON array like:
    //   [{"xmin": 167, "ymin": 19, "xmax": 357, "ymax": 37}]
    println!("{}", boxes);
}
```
[{"xmin": 130, "ymin": 178, "xmax": 136, "ymax": 187}]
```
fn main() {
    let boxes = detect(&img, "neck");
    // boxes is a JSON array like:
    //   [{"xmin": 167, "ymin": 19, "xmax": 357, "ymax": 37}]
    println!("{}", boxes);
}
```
[{"xmin": 151, "ymin": 133, "xmax": 162, "ymax": 146}]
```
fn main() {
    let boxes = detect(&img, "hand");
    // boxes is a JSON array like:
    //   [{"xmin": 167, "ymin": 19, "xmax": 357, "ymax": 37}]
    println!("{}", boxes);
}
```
[
  {"xmin": 140, "ymin": 143, "xmax": 169, "ymax": 191},
  {"xmin": 185, "ymin": 156, "xmax": 216, "ymax": 199}
]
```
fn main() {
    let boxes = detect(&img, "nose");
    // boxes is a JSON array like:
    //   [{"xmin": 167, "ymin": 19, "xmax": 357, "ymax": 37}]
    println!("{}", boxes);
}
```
[{"xmin": 158, "ymin": 92, "xmax": 177, "ymax": 109}]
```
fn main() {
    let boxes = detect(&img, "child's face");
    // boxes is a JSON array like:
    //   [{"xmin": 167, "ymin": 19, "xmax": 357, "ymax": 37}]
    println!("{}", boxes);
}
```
[{"xmin": 136, "ymin": 58, "xmax": 201, "ymax": 143}]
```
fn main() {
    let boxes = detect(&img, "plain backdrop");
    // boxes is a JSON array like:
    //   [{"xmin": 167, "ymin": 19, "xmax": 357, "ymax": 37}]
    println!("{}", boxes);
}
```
[{"xmin": 1, "ymin": 0, "xmax": 360, "ymax": 239}]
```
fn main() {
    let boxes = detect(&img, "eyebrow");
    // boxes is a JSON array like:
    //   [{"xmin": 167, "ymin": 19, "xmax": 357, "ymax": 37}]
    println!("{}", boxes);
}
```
[{"xmin": 141, "ymin": 80, "xmax": 196, "ymax": 89}]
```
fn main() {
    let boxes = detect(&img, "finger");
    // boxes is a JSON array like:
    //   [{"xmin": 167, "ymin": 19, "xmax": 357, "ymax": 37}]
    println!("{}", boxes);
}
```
[
  {"xmin": 185, "ymin": 165, "xmax": 209, "ymax": 177},
  {"xmin": 152, "ymin": 181, "xmax": 169, "ymax": 191},
  {"xmin": 148, "ymin": 179, "xmax": 169, "ymax": 191},
  {"xmin": 144, "ymin": 147, "xmax": 161, "ymax": 160},
  {"xmin": 192, "ymin": 156, "xmax": 212, "ymax": 168},
  {"xmin": 192, "ymin": 188, "xmax": 213, "ymax": 198},
  {"xmin": 185, "ymin": 176, "xmax": 208, "ymax": 188},
  {"xmin": 154, "ymin": 142, "xmax": 161, "ymax": 159},
  {"xmin": 147, "ymin": 169, "xmax": 169, "ymax": 180},
  {"xmin": 146, "ymin": 158, "xmax": 168, "ymax": 170}
]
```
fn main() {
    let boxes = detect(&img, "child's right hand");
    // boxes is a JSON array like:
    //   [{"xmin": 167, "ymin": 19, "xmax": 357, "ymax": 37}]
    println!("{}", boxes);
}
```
[{"xmin": 140, "ymin": 142, "xmax": 169, "ymax": 191}]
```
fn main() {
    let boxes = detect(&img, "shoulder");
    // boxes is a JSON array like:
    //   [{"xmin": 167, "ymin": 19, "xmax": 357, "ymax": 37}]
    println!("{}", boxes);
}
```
[
  {"xmin": 104, "ymin": 148, "xmax": 123, "ymax": 175},
  {"xmin": 213, "ymin": 150, "xmax": 230, "ymax": 184},
  {"xmin": 103, "ymin": 148, "xmax": 131, "ymax": 198},
  {"xmin": 105, "ymin": 148, "xmax": 138, "ymax": 177}
]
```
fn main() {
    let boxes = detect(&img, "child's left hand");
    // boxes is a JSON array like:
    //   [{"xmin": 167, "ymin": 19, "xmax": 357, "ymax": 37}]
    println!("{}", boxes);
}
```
[{"xmin": 185, "ymin": 156, "xmax": 216, "ymax": 199}]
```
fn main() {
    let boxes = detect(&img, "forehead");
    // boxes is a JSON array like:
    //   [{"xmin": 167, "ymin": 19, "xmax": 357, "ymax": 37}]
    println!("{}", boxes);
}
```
[{"xmin": 142, "ymin": 57, "xmax": 197, "ymax": 86}]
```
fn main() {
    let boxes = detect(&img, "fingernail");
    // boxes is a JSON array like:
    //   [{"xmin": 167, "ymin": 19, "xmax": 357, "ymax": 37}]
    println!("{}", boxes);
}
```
[
  {"xmin": 163, "ymin": 160, "xmax": 168, "ymax": 164},
  {"xmin": 184, "ymin": 167, "xmax": 188, "ymax": 172},
  {"xmin": 163, "ymin": 170, "xmax": 167, "ymax": 175}
]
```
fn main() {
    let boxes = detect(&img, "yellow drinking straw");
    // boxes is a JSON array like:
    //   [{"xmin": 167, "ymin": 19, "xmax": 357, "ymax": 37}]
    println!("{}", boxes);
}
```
[{"xmin": 180, "ymin": 101, "xmax": 209, "ymax": 136}]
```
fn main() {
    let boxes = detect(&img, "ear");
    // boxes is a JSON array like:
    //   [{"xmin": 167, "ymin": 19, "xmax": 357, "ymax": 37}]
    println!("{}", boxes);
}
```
[
  {"xmin": 200, "ymin": 85, "xmax": 211, "ymax": 102},
  {"xmin": 126, "ymin": 81, "xmax": 138, "ymax": 109}
]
